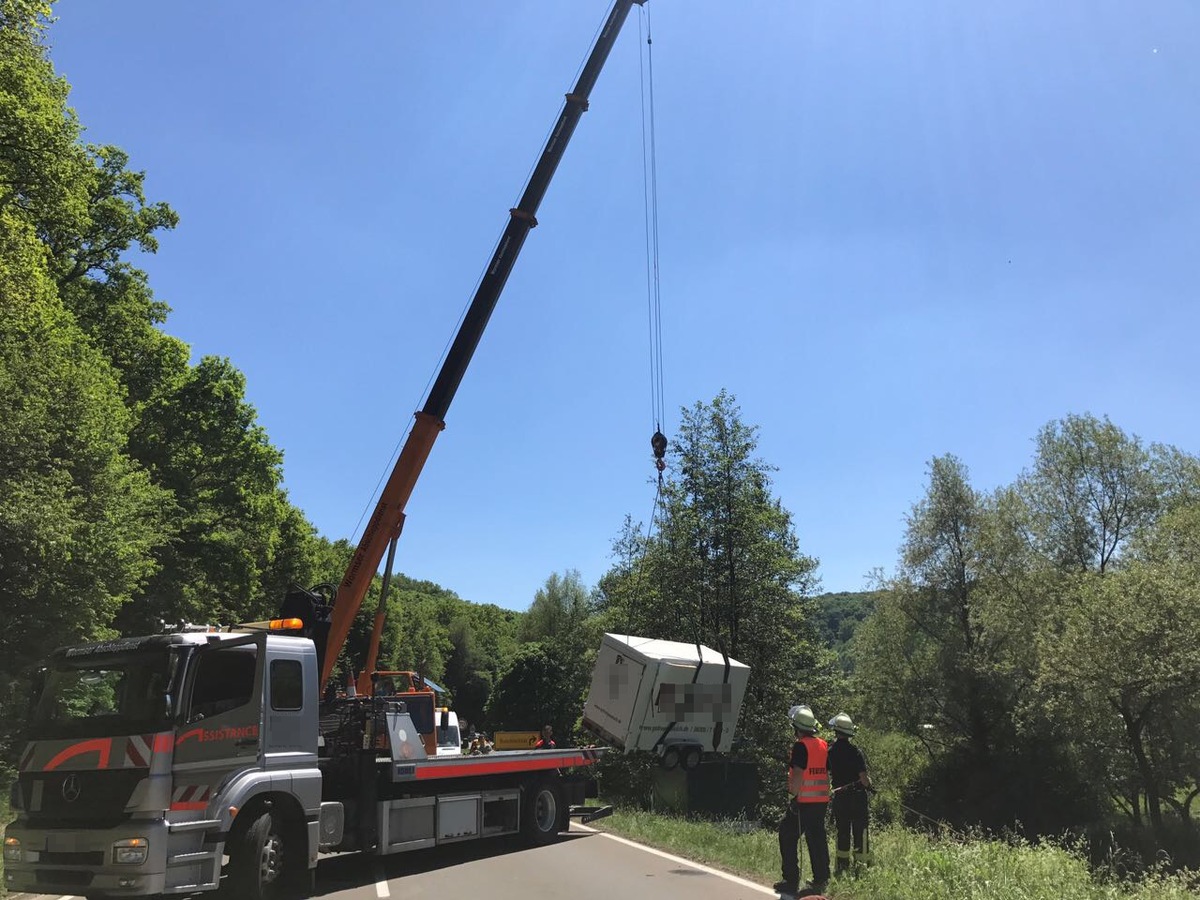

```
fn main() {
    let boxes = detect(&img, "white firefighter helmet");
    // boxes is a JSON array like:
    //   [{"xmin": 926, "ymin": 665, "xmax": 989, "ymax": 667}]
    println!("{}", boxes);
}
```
[
  {"xmin": 788, "ymin": 704, "xmax": 818, "ymax": 734},
  {"xmin": 828, "ymin": 712, "xmax": 857, "ymax": 736}
]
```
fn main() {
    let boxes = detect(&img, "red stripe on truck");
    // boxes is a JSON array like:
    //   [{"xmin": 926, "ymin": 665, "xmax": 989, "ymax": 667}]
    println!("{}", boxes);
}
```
[
  {"xmin": 44, "ymin": 738, "xmax": 112, "ymax": 771},
  {"xmin": 414, "ymin": 753, "xmax": 594, "ymax": 779}
]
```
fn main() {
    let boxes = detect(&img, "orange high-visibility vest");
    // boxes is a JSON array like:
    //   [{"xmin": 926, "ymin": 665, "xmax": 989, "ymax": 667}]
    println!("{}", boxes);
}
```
[{"xmin": 787, "ymin": 735, "xmax": 830, "ymax": 803}]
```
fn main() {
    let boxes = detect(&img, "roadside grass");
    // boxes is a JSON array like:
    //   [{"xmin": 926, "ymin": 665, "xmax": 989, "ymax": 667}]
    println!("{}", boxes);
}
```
[{"xmin": 590, "ymin": 802, "xmax": 1198, "ymax": 900}]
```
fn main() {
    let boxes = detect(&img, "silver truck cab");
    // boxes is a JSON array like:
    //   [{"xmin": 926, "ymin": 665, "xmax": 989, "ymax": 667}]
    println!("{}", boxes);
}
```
[{"xmin": 4, "ymin": 629, "xmax": 323, "ymax": 897}]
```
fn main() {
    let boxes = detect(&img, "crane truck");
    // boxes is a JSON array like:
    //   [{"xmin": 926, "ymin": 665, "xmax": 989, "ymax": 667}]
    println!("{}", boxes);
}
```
[{"xmin": 3, "ymin": 2, "xmax": 644, "ymax": 897}]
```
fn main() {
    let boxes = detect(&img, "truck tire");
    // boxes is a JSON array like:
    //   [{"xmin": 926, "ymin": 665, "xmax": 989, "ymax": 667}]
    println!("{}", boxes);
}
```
[
  {"xmin": 521, "ymin": 777, "xmax": 566, "ymax": 845},
  {"xmin": 223, "ymin": 809, "xmax": 299, "ymax": 899}
]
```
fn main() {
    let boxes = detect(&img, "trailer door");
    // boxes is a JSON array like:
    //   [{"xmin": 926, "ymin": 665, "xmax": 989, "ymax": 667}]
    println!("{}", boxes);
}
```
[{"xmin": 583, "ymin": 640, "xmax": 647, "ymax": 749}]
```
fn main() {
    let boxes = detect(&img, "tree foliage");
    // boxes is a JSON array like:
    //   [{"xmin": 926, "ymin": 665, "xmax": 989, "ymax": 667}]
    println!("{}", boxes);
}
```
[
  {"xmin": 597, "ymin": 391, "xmax": 836, "ymax": 814},
  {"xmin": 485, "ymin": 642, "xmax": 590, "ymax": 740},
  {"xmin": 856, "ymin": 414, "xmax": 1200, "ymax": 854},
  {"xmin": 0, "ymin": 1, "xmax": 335, "ymax": 770}
]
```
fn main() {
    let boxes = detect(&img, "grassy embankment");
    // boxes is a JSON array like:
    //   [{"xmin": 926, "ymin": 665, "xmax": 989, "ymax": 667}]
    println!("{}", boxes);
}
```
[{"xmin": 588, "ymin": 804, "xmax": 1197, "ymax": 900}]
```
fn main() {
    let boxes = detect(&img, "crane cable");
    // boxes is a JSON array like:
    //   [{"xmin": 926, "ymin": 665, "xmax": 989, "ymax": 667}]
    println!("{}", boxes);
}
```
[
  {"xmin": 626, "ymin": 4, "xmax": 669, "ymax": 638},
  {"xmin": 640, "ymin": 5, "xmax": 668, "ymax": 480}
]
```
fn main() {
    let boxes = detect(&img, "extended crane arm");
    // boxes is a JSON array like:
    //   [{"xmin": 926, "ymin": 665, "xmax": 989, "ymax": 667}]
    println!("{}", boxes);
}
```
[{"xmin": 319, "ymin": 0, "xmax": 646, "ymax": 692}]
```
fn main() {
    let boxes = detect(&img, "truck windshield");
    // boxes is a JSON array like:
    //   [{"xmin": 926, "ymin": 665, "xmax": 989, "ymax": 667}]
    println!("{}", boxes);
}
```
[
  {"xmin": 32, "ymin": 648, "xmax": 183, "ymax": 740},
  {"xmin": 438, "ymin": 723, "xmax": 460, "ymax": 750}
]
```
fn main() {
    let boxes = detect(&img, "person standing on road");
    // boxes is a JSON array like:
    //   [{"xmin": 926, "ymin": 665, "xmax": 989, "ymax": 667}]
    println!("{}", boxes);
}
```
[
  {"xmin": 827, "ymin": 713, "xmax": 872, "ymax": 873},
  {"xmin": 775, "ymin": 704, "xmax": 830, "ymax": 896}
]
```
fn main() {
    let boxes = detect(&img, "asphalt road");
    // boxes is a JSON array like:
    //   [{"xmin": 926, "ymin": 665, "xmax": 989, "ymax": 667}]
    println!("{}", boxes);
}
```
[{"xmin": 13, "ymin": 823, "xmax": 777, "ymax": 900}]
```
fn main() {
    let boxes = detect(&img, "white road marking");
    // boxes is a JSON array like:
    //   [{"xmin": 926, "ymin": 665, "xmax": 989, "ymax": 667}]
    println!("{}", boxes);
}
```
[
  {"xmin": 374, "ymin": 866, "xmax": 391, "ymax": 898},
  {"xmin": 572, "ymin": 823, "xmax": 776, "ymax": 896}
]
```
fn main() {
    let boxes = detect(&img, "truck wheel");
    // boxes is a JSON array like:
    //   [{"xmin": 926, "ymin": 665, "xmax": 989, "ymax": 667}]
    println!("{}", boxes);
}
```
[
  {"xmin": 682, "ymin": 746, "xmax": 701, "ymax": 770},
  {"xmin": 521, "ymin": 777, "xmax": 566, "ymax": 845},
  {"xmin": 224, "ymin": 810, "xmax": 297, "ymax": 899}
]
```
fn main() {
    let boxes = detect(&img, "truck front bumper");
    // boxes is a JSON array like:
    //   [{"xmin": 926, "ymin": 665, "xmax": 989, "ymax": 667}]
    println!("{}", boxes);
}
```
[{"xmin": 4, "ymin": 818, "xmax": 172, "ymax": 897}]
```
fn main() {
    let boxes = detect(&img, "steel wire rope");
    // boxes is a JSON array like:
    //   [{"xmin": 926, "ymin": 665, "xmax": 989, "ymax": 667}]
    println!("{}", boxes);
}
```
[
  {"xmin": 639, "ymin": 6, "xmax": 667, "ymax": 435},
  {"xmin": 626, "ymin": 4, "xmax": 671, "ymax": 638}
]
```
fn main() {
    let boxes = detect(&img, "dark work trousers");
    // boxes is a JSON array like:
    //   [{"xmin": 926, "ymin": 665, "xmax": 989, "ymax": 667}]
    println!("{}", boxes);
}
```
[
  {"xmin": 778, "ymin": 802, "xmax": 830, "ymax": 886},
  {"xmin": 832, "ymin": 790, "xmax": 870, "ymax": 869}
]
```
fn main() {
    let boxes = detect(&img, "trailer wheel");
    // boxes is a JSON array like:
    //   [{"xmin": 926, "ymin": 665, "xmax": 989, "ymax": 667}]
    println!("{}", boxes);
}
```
[
  {"xmin": 521, "ymin": 777, "xmax": 566, "ymax": 845},
  {"xmin": 681, "ymin": 746, "xmax": 701, "ymax": 771},
  {"xmin": 224, "ymin": 809, "xmax": 298, "ymax": 899}
]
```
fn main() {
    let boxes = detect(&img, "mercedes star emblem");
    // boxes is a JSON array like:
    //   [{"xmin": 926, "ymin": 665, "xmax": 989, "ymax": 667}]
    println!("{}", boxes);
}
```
[{"xmin": 61, "ymin": 773, "xmax": 81, "ymax": 803}]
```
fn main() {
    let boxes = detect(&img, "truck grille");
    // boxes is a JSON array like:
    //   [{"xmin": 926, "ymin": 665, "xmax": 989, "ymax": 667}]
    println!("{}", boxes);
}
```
[
  {"xmin": 20, "ymin": 769, "xmax": 144, "ymax": 828},
  {"xmin": 39, "ymin": 850, "xmax": 106, "ymax": 866},
  {"xmin": 36, "ymin": 869, "xmax": 95, "ymax": 887}
]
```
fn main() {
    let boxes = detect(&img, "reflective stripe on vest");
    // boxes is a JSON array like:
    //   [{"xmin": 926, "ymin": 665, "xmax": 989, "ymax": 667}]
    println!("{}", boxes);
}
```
[{"xmin": 786, "ymin": 735, "xmax": 829, "ymax": 803}]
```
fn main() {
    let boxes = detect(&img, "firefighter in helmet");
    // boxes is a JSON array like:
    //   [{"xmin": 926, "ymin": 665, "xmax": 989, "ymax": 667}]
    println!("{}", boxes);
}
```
[
  {"xmin": 775, "ymin": 704, "xmax": 830, "ymax": 896},
  {"xmin": 827, "ymin": 712, "xmax": 872, "ymax": 873}
]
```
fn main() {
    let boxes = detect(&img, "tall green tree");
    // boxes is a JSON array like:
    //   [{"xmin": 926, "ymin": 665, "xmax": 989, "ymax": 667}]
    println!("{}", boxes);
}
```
[
  {"xmin": 1021, "ymin": 413, "xmax": 1161, "ymax": 574},
  {"xmin": 597, "ymin": 391, "xmax": 831, "ymax": 812},
  {"xmin": 519, "ymin": 570, "xmax": 595, "ymax": 654},
  {"xmin": 855, "ymin": 453, "xmax": 1103, "ymax": 832},
  {"xmin": 1036, "ymin": 503, "xmax": 1200, "ymax": 844},
  {"xmin": 1021, "ymin": 415, "xmax": 1200, "ymax": 839},
  {"xmin": 0, "ymin": 212, "xmax": 166, "ymax": 764},
  {"xmin": 0, "ymin": 0, "xmax": 92, "ymax": 234},
  {"xmin": 0, "ymin": 0, "xmax": 168, "ymax": 766},
  {"xmin": 858, "ymin": 455, "xmax": 1006, "ymax": 757},
  {"xmin": 113, "ymin": 357, "xmax": 290, "ymax": 630}
]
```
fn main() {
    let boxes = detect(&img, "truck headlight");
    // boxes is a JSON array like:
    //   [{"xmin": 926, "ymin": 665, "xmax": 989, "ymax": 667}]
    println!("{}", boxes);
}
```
[
  {"xmin": 112, "ymin": 838, "xmax": 148, "ymax": 865},
  {"xmin": 3, "ymin": 836, "xmax": 20, "ymax": 863}
]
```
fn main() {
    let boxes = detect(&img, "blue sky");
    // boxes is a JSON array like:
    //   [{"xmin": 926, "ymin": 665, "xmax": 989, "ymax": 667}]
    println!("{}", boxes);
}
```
[{"xmin": 47, "ymin": 1, "xmax": 1199, "ymax": 612}]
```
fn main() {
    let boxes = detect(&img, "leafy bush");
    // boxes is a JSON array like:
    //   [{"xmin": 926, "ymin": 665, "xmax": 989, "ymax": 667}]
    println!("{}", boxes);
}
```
[{"xmin": 903, "ymin": 741, "xmax": 1107, "ymax": 838}]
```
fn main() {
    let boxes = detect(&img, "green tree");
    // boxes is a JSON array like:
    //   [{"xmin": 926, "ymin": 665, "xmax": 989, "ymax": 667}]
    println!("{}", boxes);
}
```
[
  {"xmin": 0, "ymin": 211, "xmax": 165, "ymax": 763},
  {"xmin": 0, "ymin": 1, "xmax": 169, "ymax": 767},
  {"xmin": 855, "ymin": 454, "xmax": 1102, "ymax": 832},
  {"xmin": 1022, "ymin": 413, "xmax": 1160, "ymax": 574},
  {"xmin": 485, "ymin": 643, "xmax": 588, "ymax": 740},
  {"xmin": 1020, "ymin": 415, "xmax": 1200, "ymax": 840},
  {"xmin": 597, "ymin": 391, "xmax": 831, "ymax": 814},
  {"xmin": 1036, "ymin": 506, "xmax": 1200, "ymax": 844},
  {"xmin": 114, "ymin": 357, "xmax": 290, "ymax": 630},
  {"xmin": 0, "ymin": 0, "xmax": 92, "ymax": 235},
  {"xmin": 442, "ymin": 601, "xmax": 520, "ymax": 727},
  {"xmin": 519, "ymin": 569, "xmax": 598, "ymax": 658},
  {"xmin": 810, "ymin": 591, "xmax": 878, "ymax": 670}
]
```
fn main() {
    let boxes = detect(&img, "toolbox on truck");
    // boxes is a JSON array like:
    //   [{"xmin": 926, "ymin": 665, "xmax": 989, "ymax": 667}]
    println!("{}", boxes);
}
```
[{"xmin": 581, "ymin": 633, "xmax": 749, "ymax": 766}]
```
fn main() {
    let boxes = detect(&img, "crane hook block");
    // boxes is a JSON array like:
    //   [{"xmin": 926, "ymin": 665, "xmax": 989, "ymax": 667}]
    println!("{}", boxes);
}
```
[{"xmin": 651, "ymin": 430, "xmax": 668, "ymax": 471}]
